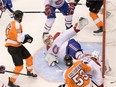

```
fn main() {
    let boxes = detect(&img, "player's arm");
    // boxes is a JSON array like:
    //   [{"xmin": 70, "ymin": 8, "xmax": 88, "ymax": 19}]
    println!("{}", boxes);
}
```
[
  {"xmin": 82, "ymin": 62, "xmax": 91, "ymax": 72},
  {"xmin": 5, "ymin": 2, "xmax": 14, "ymax": 13},
  {"xmin": 15, "ymin": 22, "xmax": 33, "ymax": 44},
  {"xmin": 15, "ymin": 22, "xmax": 25, "ymax": 43},
  {"xmin": 0, "ymin": 0, "xmax": 6, "ymax": 12}
]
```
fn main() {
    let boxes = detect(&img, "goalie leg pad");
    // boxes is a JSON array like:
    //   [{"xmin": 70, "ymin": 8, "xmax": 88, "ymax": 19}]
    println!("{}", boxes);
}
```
[{"xmin": 45, "ymin": 53, "xmax": 58, "ymax": 66}]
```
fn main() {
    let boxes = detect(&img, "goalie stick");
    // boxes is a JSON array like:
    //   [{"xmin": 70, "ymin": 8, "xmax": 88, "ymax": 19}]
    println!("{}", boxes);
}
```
[{"xmin": 55, "ymin": 62, "xmax": 64, "ymax": 73}]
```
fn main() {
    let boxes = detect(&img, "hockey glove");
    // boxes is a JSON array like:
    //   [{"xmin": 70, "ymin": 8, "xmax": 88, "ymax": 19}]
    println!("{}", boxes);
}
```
[
  {"xmin": 23, "ymin": 34, "xmax": 33, "ymax": 44},
  {"xmin": 45, "ymin": 53, "xmax": 58, "ymax": 66},
  {"xmin": 86, "ymin": 1, "xmax": 93, "ymax": 7},
  {"xmin": 58, "ymin": 84, "xmax": 65, "ymax": 87},
  {"xmin": 74, "ymin": 0, "xmax": 80, "ymax": 6},
  {"xmin": 68, "ymin": 3, "xmax": 75, "ymax": 15},
  {"xmin": 0, "ymin": 65, "xmax": 5, "ymax": 74},
  {"xmin": 44, "ymin": 4, "xmax": 52, "ymax": 16},
  {"xmin": 74, "ymin": 17, "xmax": 89, "ymax": 32},
  {"xmin": 0, "ymin": 3, "xmax": 6, "ymax": 12}
]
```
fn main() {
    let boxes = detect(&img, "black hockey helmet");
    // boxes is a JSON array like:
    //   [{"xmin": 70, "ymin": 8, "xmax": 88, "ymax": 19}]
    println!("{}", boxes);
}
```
[
  {"xmin": 14, "ymin": 10, "xmax": 23, "ymax": 22},
  {"xmin": 64, "ymin": 55, "xmax": 73, "ymax": 67}
]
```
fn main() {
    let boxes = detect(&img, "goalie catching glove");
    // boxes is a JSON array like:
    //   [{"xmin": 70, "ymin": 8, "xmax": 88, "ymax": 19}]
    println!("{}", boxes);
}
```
[
  {"xmin": 74, "ymin": 17, "xmax": 89, "ymax": 32},
  {"xmin": 23, "ymin": 34, "xmax": 33, "ymax": 44},
  {"xmin": 45, "ymin": 53, "xmax": 58, "ymax": 66}
]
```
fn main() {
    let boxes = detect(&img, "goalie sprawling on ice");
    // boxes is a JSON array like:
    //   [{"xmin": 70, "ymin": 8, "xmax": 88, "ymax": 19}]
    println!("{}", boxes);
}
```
[{"xmin": 43, "ymin": 17, "xmax": 88, "ymax": 66}]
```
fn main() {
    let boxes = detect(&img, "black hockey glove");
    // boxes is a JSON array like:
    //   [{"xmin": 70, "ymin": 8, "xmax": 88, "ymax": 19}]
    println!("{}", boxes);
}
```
[
  {"xmin": 74, "ymin": 0, "xmax": 80, "ymax": 6},
  {"xmin": 86, "ymin": 1, "xmax": 93, "ymax": 7},
  {"xmin": 58, "ymin": 84, "xmax": 65, "ymax": 87},
  {"xmin": 0, "ymin": 65, "xmax": 5, "ymax": 74},
  {"xmin": 23, "ymin": 34, "xmax": 33, "ymax": 44}
]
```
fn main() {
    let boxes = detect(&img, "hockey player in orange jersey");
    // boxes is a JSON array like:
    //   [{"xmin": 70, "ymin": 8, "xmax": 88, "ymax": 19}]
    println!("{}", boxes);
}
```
[
  {"xmin": 58, "ymin": 55, "xmax": 92, "ymax": 87},
  {"xmin": 5, "ymin": 10, "xmax": 37, "ymax": 87}
]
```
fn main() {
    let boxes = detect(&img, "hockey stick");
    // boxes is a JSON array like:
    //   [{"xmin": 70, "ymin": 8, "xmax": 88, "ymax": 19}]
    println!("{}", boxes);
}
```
[
  {"xmin": 5, "ymin": 70, "xmax": 29, "ymax": 76},
  {"xmin": 110, "ymin": 81, "xmax": 116, "ymax": 84},
  {"xmin": 23, "ymin": 3, "xmax": 85, "ymax": 13},
  {"xmin": 76, "ymin": 3, "xmax": 85, "ymax": 5},
  {"xmin": 23, "ymin": 11, "xmax": 61, "ymax": 13}
]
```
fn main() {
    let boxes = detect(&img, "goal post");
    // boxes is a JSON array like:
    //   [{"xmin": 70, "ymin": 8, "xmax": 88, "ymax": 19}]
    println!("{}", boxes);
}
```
[{"xmin": 102, "ymin": 0, "xmax": 106, "ymax": 78}]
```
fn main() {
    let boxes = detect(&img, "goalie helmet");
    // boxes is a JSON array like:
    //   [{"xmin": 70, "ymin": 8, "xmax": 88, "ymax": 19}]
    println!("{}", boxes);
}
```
[
  {"xmin": 14, "ymin": 10, "xmax": 23, "ymax": 23},
  {"xmin": 91, "ymin": 50, "xmax": 100, "ymax": 60},
  {"xmin": 64, "ymin": 55, "xmax": 73, "ymax": 67},
  {"xmin": 43, "ymin": 34, "xmax": 53, "ymax": 46}
]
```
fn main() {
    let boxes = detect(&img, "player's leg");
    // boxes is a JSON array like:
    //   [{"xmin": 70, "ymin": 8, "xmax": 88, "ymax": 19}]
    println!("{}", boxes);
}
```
[
  {"xmin": 89, "ymin": 1, "xmax": 103, "ymax": 34},
  {"xmin": 21, "ymin": 45, "xmax": 37, "ymax": 77},
  {"xmin": 59, "ymin": 2, "xmax": 73, "ymax": 29},
  {"xmin": 43, "ymin": 6, "xmax": 56, "ymax": 39},
  {"xmin": 7, "ymin": 46, "xmax": 24, "ymax": 87}
]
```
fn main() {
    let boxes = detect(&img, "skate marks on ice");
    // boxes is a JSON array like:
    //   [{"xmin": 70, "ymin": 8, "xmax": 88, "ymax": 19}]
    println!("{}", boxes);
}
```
[{"xmin": 33, "ymin": 42, "xmax": 102, "ymax": 82}]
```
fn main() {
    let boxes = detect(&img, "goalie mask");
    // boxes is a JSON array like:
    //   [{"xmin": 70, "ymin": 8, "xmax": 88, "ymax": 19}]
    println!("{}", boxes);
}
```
[
  {"xmin": 91, "ymin": 50, "xmax": 100, "ymax": 60},
  {"xmin": 43, "ymin": 34, "xmax": 53, "ymax": 46},
  {"xmin": 14, "ymin": 10, "xmax": 23, "ymax": 23},
  {"xmin": 64, "ymin": 55, "xmax": 73, "ymax": 67}
]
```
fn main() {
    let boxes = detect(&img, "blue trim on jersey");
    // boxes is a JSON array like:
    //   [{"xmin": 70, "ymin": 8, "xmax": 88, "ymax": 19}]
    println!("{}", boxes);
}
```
[
  {"xmin": 66, "ymin": 39, "xmax": 82, "ymax": 59},
  {"xmin": 2, "ymin": 0, "xmax": 12, "ymax": 8},
  {"xmin": 47, "ymin": 1, "xmax": 69, "ymax": 18}
]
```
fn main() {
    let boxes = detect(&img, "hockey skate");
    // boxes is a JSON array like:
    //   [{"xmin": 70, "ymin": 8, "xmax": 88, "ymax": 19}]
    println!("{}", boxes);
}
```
[
  {"xmin": 65, "ymin": 24, "xmax": 73, "ymax": 30},
  {"xmin": 8, "ymin": 77, "xmax": 20, "ymax": 87},
  {"xmin": 77, "ymin": 17, "xmax": 89, "ymax": 30},
  {"xmin": 42, "ymin": 32, "xmax": 49, "ymax": 39},
  {"xmin": 106, "ymin": 11, "xmax": 112, "ymax": 19},
  {"xmin": 93, "ymin": 26, "xmax": 103, "ymax": 36},
  {"xmin": 27, "ymin": 70, "xmax": 38, "ymax": 77},
  {"xmin": 26, "ymin": 67, "xmax": 37, "ymax": 77}
]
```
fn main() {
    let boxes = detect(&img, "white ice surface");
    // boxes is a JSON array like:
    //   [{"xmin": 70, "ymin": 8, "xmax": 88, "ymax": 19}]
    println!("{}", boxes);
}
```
[{"xmin": 0, "ymin": 0, "xmax": 116, "ymax": 87}]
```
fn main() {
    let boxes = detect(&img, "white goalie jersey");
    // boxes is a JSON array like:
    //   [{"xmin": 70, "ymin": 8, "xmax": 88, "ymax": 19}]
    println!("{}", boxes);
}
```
[{"xmin": 81, "ymin": 56, "xmax": 104, "ymax": 86}]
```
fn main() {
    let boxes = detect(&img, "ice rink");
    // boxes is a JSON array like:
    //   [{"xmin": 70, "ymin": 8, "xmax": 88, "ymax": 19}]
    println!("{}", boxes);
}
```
[{"xmin": 0, "ymin": 0, "xmax": 116, "ymax": 87}]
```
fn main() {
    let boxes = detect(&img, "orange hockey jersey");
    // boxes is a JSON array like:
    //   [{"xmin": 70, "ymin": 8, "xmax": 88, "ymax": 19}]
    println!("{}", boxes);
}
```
[
  {"xmin": 5, "ymin": 20, "xmax": 23, "ymax": 47},
  {"xmin": 63, "ymin": 60, "xmax": 92, "ymax": 87}
]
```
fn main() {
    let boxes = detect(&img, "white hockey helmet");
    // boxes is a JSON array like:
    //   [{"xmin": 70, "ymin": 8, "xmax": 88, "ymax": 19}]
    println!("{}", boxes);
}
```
[{"xmin": 91, "ymin": 50, "xmax": 100, "ymax": 60}]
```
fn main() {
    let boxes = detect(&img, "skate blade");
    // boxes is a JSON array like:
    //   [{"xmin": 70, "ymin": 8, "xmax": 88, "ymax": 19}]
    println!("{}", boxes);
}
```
[{"xmin": 93, "ymin": 32, "xmax": 103, "ymax": 36}]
